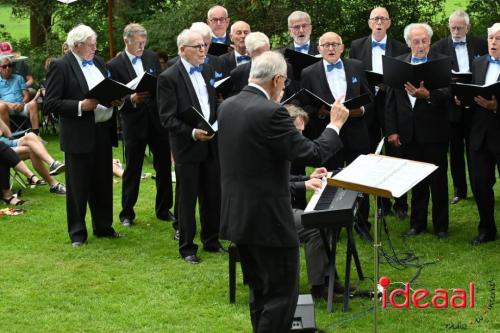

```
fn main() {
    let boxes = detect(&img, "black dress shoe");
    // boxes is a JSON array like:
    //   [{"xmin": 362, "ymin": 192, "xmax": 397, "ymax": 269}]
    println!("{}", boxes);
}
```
[
  {"xmin": 121, "ymin": 218, "xmax": 133, "ymax": 227},
  {"xmin": 71, "ymin": 241, "xmax": 87, "ymax": 248},
  {"xmin": 173, "ymin": 229, "xmax": 180, "ymax": 241},
  {"xmin": 183, "ymin": 255, "xmax": 200, "ymax": 264},
  {"xmin": 158, "ymin": 211, "xmax": 177, "ymax": 223},
  {"xmin": 395, "ymin": 209, "xmax": 408, "ymax": 220},
  {"xmin": 204, "ymin": 246, "xmax": 228, "ymax": 254},
  {"xmin": 404, "ymin": 228, "xmax": 424, "ymax": 236},
  {"xmin": 436, "ymin": 231, "xmax": 448, "ymax": 239},
  {"xmin": 96, "ymin": 232, "xmax": 125, "ymax": 239},
  {"xmin": 470, "ymin": 233, "xmax": 496, "ymax": 245}
]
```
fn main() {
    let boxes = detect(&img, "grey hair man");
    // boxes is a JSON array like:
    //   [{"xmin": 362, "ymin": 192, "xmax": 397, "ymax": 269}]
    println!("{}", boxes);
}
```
[
  {"xmin": 287, "ymin": 10, "xmax": 316, "ymax": 54},
  {"xmin": 218, "ymin": 50, "xmax": 349, "ymax": 332},
  {"xmin": 207, "ymin": 5, "xmax": 230, "ymax": 44}
]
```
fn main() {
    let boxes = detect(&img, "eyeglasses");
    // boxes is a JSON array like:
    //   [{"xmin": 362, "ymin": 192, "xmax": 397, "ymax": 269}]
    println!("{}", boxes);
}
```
[
  {"xmin": 289, "ymin": 23, "xmax": 311, "ymax": 31},
  {"xmin": 319, "ymin": 42, "xmax": 342, "ymax": 49},
  {"xmin": 209, "ymin": 17, "xmax": 227, "ymax": 24},
  {"xmin": 369, "ymin": 16, "xmax": 390, "ymax": 22},
  {"xmin": 81, "ymin": 42, "xmax": 97, "ymax": 49},
  {"xmin": 0, "ymin": 64, "xmax": 13, "ymax": 69},
  {"xmin": 184, "ymin": 44, "xmax": 208, "ymax": 50},
  {"xmin": 276, "ymin": 74, "xmax": 291, "ymax": 87}
]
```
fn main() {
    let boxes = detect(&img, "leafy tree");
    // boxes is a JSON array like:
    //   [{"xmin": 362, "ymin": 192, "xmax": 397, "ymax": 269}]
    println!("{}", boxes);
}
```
[{"xmin": 466, "ymin": 0, "xmax": 499, "ymax": 38}]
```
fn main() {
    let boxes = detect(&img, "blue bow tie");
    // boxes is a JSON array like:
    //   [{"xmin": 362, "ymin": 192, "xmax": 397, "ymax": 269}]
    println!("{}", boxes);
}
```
[
  {"xmin": 81, "ymin": 60, "xmax": 94, "ymax": 67},
  {"xmin": 371, "ymin": 41, "xmax": 386, "ymax": 50},
  {"xmin": 489, "ymin": 57, "xmax": 500, "ymax": 65},
  {"xmin": 411, "ymin": 57, "xmax": 427, "ymax": 64},
  {"xmin": 131, "ymin": 56, "xmax": 141, "ymax": 65},
  {"xmin": 189, "ymin": 65, "xmax": 203, "ymax": 75},
  {"xmin": 212, "ymin": 37, "xmax": 226, "ymax": 44},
  {"xmin": 326, "ymin": 61, "xmax": 343, "ymax": 71},
  {"xmin": 295, "ymin": 44, "xmax": 309, "ymax": 52},
  {"xmin": 452, "ymin": 41, "xmax": 466, "ymax": 48},
  {"xmin": 236, "ymin": 55, "xmax": 250, "ymax": 63}
]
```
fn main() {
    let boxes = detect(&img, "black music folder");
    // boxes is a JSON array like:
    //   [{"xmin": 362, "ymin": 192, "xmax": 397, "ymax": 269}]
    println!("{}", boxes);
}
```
[
  {"xmin": 179, "ymin": 106, "xmax": 217, "ymax": 136},
  {"xmin": 451, "ymin": 81, "xmax": 500, "ymax": 107},
  {"xmin": 126, "ymin": 72, "xmax": 157, "ymax": 95},
  {"xmin": 284, "ymin": 48, "xmax": 321, "ymax": 80},
  {"xmin": 208, "ymin": 43, "xmax": 231, "ymax": 56},
  {"xmin": 382, "ymin": 55, "xmax": 452, "ymax": 90},
  {"xmin": 86, "ymin": 78, "xmax": 133, "ymax": 107},
  {"xmin": 364, "ymin": 70, "xmax": 384, "ymax": 86},
  {"xmin": 214, "ymin": 76, "xmax": 233, "ymax": 97},
  {"xmin": 451, "ymin": 71, "xmax": 473, "ymax": 84}
]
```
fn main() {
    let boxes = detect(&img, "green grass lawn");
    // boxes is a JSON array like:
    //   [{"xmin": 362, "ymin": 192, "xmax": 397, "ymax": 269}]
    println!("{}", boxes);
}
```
[
  {"xmin": 0, "ymin": 5, "xmax": 29, "ymax": 40},
  {"xmin": 0, "ymin": 133, "xmax": 499, "ymax": 332}
]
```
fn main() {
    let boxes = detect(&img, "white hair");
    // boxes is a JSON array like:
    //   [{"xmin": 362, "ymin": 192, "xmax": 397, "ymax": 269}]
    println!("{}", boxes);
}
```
[
  {"xmin": 123, "ymin": 23, "xmax": 147, "ymax": 41},
  {"xmin": 245, "ymin": 32, "xmax": 270, "ymax": 57},
  {"xmin": 66, "ymin": 24, "xmax": 97, "ymax": 51},
  {"xmin": 230, "ymin": 21, "xmax": 250, "ymax": 35},
  {"xmin": 249, "ymin": 51, "xmax": 287, "ymax": 84},
  {"xmin": 288, "ymin": 11, "xmax": 311, "ymax": 27},
  {"xmin": 404, "ymin": 23, "xmax": 433, "ymax": 44},
  {"xmin": 207, "ymin": 5, "xmax": 228, "ymax": 19},
  {"xmin": 190, "ymin": 22, "xmax": 212, "ymax": 40},
  {"xmin": 449, "ymin": 10, "xmax": 470, "ymax": 26},
  {"xmin": 487, "ymin": 23, "xmax": 500, "ymax": 36}
]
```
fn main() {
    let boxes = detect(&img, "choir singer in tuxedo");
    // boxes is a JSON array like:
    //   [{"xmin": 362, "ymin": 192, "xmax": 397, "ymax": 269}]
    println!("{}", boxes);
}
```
[
  {"xmin": 385, "ymin": 23, "xmax": 450, "ymax": 239},
  {"xmin": 157, "ymin": 29, "xmax": 223, "ymax": 264},
  {"xmin": 44, "ymin": 24, "xmax": 123, "ymax": 246},
  {"xmin": 107, "ymin": 23, "xmax": 174, "ymax": 227},
  {"xmin": 218, "ymin": 51, "xmax": 349, "ymax": 332}
]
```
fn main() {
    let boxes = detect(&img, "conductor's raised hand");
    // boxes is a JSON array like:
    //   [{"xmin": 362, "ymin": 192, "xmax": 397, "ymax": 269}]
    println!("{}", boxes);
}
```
[
  {"xmin": 81, "ymin": 98, "xmax": 99, "ymax": 111},
  {"xmin": 194, "ymin": 129, "xmax": 215, "ymax": 141},
  {"xmin": 329, "ymin": 98, "xmax": 349, "ymax": 129}
]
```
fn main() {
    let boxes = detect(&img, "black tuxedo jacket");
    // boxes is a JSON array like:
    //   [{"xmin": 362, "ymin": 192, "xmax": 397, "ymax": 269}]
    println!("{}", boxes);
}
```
[
  {"xmin": 107, "ymin": 49, "xmax": 166, "ymax": 142},
  {"xmin": 44, "ymin": 52, "xmax": 117, "ymax": 154},
  {"xmin": 157, "ymin": 58, "xmax": 218, "ymax": 163},
  {"xmin": 287, "ymin": 42, "xmax": 318, "ymax": 55},
  {"xmin": 219, "ymin": 51, "xmax": 238, "ymax": 76},
  {"xmin": 218, "ymin": 85, "xmax": 343, "ymax": 247},
  {"xmin": 385, "ymin": 52, "xmax": 450, "ymax": 145},
  {"xmin": 431, "ymin": 35, "xmax": 488, "ymax": 122},
  {"xmin": 469, "ymin": 55, "xmax": 500, "ymax": 154},
  {"xmin": 300, "ymin": 58, "xmax": 371, "ymax": 151}
]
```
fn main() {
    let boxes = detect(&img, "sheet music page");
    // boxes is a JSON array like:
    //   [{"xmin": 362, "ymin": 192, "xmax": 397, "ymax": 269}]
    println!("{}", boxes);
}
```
[
  {"xmin": 214, "ymin": 76, "xmax": 230, "ymax": 88},
  {"xmin": 332, "ymin": 155, "xmax": 437, "ymax": 198},
  {"xmin": 126, "ymin": 73, "xmax": 143, "ymax": 90}
]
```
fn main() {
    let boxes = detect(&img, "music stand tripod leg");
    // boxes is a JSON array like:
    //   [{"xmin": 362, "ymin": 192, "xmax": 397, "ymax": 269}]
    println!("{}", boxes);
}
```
[{"xmin": 327, "ymin": 228, "xmax": 338, "ymax": 312}]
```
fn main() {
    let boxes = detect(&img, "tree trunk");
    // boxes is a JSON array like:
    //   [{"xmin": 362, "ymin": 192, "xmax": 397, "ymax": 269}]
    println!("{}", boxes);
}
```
[{"xmin": 30, "ymin": 9, "xmax": 51, "ymax": 48}]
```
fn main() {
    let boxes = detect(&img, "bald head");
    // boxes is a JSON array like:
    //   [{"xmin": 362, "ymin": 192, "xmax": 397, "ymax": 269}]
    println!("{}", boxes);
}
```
[
  {"xmin": 368, "ymin": 7, "xmax": 391, "ymax": 41},
  {"xmin": 318, "ymin": 32, "xmax": 344, "ymax": 64},
  {"xmin": 230, "ymin": 21, "xmax": 251, "ymax": 54}
]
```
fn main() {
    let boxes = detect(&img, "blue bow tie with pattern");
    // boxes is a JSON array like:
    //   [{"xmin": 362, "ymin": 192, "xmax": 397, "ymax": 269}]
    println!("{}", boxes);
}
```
[
  {"xmin": 189, "ymin": 65, "xmax": 203, "ymax": 75},
  {"xmin": 295, "ymin": 44, "xmax": 309, "ymax": 52},
  {"xmin": 236, "ymin": 55, "xmax": 250, "ymax": 63},
  {"xmin": 371, "ymin": 41, "xmax": 386, "ymax": 50},
  {"xmin": 411, "ymin": 57, "xmax": 427, "ymax": 64},
  {"xmin": 326, "ymin": 61, "xmax": 343, "ymax": 71},
  {"xmin": 212, "ymin": 37, "xmax": 226, "ymax": 44},
  {"xmin": 489, "ymin": 57, "xmax": 500, "ymax": 65},
  {"xmin": 131, "ymin": 56, "xmax": 141, "ymax": 65},
  {"xmin": 81, "ymin": 60, "xmax": 94, "ymax": 67},
  {"xmin": 452, "ymin": 41, "xmax": 466, "ymax": 48}
]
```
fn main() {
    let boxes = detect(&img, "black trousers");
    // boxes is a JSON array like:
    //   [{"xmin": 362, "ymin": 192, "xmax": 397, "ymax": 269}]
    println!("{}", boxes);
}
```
[
  {"xmin": 237, "ymin": 244, "xmax": 299, "ymax": 333},
  {"xmin": 175, "ymin": 158, "xmax": 221, "ymax": 257},
  {"xmin": 64, "ymin": 125, "xmax": 115, "ymax": 243},
  {"xmin": 293, "ymin": 209, "xmax": 328, "ymax": 286},
  {"xmin": 469, "ymin": 143, "xmax": 500, "ymax": 237},
  {"xmin": 402, "ymin": 142, "xmax": 449, "ymax": 233},
  {"xmin": 449, "ymin": 117, "xmax": 471, "ymax": 198},
  {"xmin": 120, "ymin": 134, "xmax": 173, "ymax": 222}
]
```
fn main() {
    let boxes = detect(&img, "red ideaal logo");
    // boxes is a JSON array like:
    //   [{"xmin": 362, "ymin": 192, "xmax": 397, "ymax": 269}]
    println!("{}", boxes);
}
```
[{"xmin": 379, "ymin": 276, "xmax": 475, "ymax": 309}]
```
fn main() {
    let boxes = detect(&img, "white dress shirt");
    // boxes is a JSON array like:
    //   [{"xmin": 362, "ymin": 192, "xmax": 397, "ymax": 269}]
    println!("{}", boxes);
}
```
[
  {"xmin": 181, "ymin": 58, "xmax": 211, "ymax": 140},
  {"xmin": 371, "ymin": 35, "xmax": 387, "ymax": 74},
  {"xmin": 124, "ymin": 49, "xmax": 144, "ymax": 77},
  {"xmin": 485, "ymin": 57, "xmax": 500, "ymax": 86},
  {"xmin": 294, "ymin": 41, "xmax": 310, "ymax": 54},
  {"xmin": 453, "ymin": 37, "xmax": 470, "ymax": 73},
  {"xmin": 72, "ymin": 51, "xmax": 113, "ymax": 123},
  {"xmin": 324, "ymin": 59, "xmax": 347, "ymax": 100}
]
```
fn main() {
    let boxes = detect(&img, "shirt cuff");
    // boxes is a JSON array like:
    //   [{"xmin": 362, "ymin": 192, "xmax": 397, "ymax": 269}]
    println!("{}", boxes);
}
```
[
  {"xmin": 326, "ymin": 124, "xmax": 340, "ymax": 135},
  {"xmin": 192, "ymin": 129, "xmax": 197, "ymax": 141},
  {"xmin": 77, "ymin": 101, "xmax": 82, "ymax": 117}
]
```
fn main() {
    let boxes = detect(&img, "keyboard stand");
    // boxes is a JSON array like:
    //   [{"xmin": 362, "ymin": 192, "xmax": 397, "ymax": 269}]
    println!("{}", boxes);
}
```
[{"xmin": 320, "ymin": 222, "xmax": 364, "ymax": 312}]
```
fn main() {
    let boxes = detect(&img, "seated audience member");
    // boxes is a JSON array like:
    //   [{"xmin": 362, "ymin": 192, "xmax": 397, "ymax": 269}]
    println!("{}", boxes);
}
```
[
  {"xmin": 0, "ymin": 56, "xmax": 39, "ymax": 133},
  {"xmin": 286, "ymin": 104, "xmax": 351, "ymax": 299},
  {"xmin": 0, "ymin": 42, "xmax": 34, "ymax": 88},
  {"xmin": 0, "ymin": 119, "xmax": 65, "ymax": 194}
]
